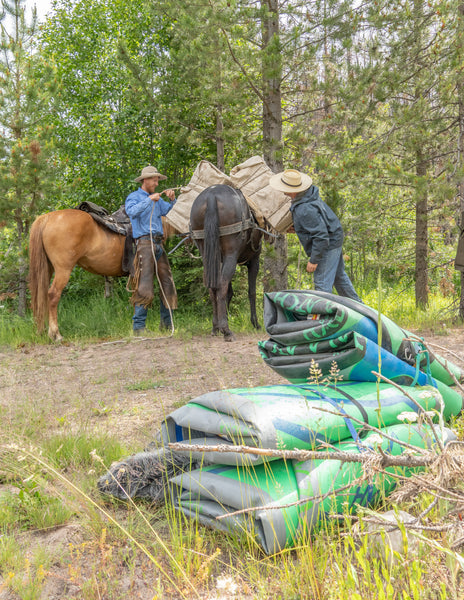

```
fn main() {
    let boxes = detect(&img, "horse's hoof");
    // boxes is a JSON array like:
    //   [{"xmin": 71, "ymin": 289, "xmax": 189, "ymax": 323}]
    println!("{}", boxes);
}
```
[
  {"xmin": 211, "ymin": 329, "xmax": 220, "ymax": 337},
  {"xmin": 223, "ymin": 333, "xmax": 235, "ymax": 342}
]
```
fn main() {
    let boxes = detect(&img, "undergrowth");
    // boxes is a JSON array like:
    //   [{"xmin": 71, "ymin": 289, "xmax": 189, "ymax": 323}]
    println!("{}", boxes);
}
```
[
  {"xmin": 0, "ymin": 281, "xmax": 460, "ymax": 347},
  {"xmin": 0, "ymin": 435, "xmax": 461, "ymax": 598}
]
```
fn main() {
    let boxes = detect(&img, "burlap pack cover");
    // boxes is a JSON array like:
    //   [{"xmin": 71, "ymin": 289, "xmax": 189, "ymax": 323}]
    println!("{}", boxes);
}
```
[
  {"xmin": 230, "ymin": 156, "xmax": 292, "ymax": 233},
  {"xmin": 165, "ymin": 161, "xmax": 232, "ymax": 233}
]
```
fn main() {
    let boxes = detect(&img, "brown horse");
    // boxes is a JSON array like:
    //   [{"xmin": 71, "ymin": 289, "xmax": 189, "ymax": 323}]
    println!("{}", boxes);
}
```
[
  {"xmin": 28, "ymin": 208, "xmax": 176, "ymax": 341},
  {"xmin": 190, "ymin": 184, "xmax": 263, "ymax": 341}
]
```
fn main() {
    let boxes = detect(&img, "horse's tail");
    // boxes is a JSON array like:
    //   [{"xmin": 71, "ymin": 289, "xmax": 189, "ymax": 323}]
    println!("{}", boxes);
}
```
[
  {"xmin": 28, "ymin": 214, "xmax": 51, "ymax": 332},
  {"xmin": 203, "ymin": 194, "xmax": 221, "ymax": 289}
]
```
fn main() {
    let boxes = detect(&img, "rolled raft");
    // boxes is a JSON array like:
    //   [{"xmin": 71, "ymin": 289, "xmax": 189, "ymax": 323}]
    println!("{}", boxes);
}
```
[
  {"xmin": 170, "ymin": 424, "xmax": 457, "ymax": 555},
  {"xmin": 160, "ymin": 381, "xmax": 462, "ymax": 466},
  {"xmin": 258, "ymin": 290, "xmax": 464, "ymax": 389}
]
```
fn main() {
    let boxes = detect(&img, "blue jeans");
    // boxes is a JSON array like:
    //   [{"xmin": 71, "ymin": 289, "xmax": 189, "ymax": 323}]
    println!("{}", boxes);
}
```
[
  {"xmin": 132, "ymin": 244, "xmax": 173, "ymax": 331},
  {"xmin": 313, "ymin": 246, "xmax": 362, "ymax": 302},
  {"xmin": 133, "ymin": 301, "xmax": 172, "ymax": 330}
]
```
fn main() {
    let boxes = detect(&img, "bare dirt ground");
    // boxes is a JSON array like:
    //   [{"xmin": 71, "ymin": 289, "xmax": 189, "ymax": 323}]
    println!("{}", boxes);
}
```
[
  {"xmin": 0, "ymin": 328, "xmax": 464, "ymax": 599},
  {"xmin": 2, "ymin": 328, "xmax": 463, "ymax": 449},
  {"xmin": 0, "ymin": 331, "xmax": 285, "ymax": 450}
]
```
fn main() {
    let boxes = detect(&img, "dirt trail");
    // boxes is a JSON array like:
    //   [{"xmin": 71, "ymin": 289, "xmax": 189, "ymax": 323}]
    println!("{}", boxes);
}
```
[{"xmin": 1, "ymin": 328, "xmax": 463, "ymax": 448}]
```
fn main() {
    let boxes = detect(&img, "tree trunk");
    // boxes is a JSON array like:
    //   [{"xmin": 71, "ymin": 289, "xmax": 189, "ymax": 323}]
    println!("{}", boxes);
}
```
[
  {"xmin": 458, "ymin": 3, "xmax": 464, "ymax": 319},
  {"xmin": 261, "ymin": 0, "xmax": 287, "ymax": 292},
  {"xmin": 216, "ymin": 107, "xmax": 225, "ymax": 173},
  {"xmin": 17, "ymin": 259, "xmax": 27, "ymax": 318},
  {"xmin": 413, "ymin": 0, "xmax": 428, "ymax": 308},
  {"xmin": 415, "ymin": 153, "xmax": 428, "ymax": 308}
]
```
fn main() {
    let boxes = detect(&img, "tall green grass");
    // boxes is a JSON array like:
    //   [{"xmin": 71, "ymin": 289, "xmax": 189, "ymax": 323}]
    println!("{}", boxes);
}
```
[
  {"xmin": 0, "ymin": 435, "xmax": 458, "ymax": 599},
  {"xmin": 0, "ymin": 281, "xmax": 460, "ymax": 346}
]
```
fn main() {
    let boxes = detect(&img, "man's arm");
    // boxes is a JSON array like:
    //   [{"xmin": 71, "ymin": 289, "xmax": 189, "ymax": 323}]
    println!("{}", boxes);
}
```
[{"xmin": 125, "ymin": 191, "xmax": 152, "ymax": 217}]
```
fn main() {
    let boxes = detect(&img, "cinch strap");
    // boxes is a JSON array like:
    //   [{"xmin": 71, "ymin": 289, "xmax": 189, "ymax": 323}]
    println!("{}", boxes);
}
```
[
  {"xmin": 410, "ymin": 340, "xmax": 436, "ymax": 388},
  {"xmin": 311, "ymin": 389, "xmax": 365, "ymax": 449}
]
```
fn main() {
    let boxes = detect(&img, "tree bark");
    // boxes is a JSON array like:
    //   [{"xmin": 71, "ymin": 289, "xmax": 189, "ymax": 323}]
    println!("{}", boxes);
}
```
[
  {"xmin": 216, "ymin": 107, "xmax": 225, "ymax": 173},
  {"xmin": 415, "ymin": 152, "xmax": 428, "ymax": 308},
  {"xmin": 261, "ymin": 0, "xmax": 287, "ymax": 292},
  {"xmin": 413, "ymin": 0, "xmax": 428, "ymax": 308},
  {"xmin": 458, "ymin": 3, "xmax": 464, "ymax": 319}
]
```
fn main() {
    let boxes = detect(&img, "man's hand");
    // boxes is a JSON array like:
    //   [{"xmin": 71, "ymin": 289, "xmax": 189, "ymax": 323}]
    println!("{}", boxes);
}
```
[
  {"xmin": 149, "ymin": 193, "xmax": 161, "ymax": 202},
  {"xmin": 306, "ymin": 261, "xmax": 318, "ymax": 273},
  {"xmin": 162, "ymin": 189, "xmax": 176, "ymax": 201}
]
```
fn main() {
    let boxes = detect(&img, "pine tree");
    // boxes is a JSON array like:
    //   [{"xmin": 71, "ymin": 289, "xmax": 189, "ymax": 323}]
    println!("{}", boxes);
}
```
[{"xmin": 0, "ymin": 0, "xmax": 57, "ymax": 316}]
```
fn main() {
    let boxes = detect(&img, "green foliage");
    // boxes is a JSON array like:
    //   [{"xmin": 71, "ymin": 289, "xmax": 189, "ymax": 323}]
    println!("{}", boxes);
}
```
[
  {"xmin": 0, "ymin": 479, "xmax": 73, "ymax": 532},
  {"xmin": 1, "ymin": 0, "xmax": 463, "ymax": 319},
  {"xmin": 0, "ymin": 0, "xmax": 59, "ymax": 315}
]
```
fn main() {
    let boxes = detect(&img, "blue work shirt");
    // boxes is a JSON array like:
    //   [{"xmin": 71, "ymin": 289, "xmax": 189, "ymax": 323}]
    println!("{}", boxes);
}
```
[{"xmin": 125, "ymin": 187, "xmax": 176, "ymax": 239}]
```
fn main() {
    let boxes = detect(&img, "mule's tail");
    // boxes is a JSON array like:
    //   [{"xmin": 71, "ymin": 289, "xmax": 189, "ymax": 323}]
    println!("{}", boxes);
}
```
[
  {"xmin": 203, "ymin": 195, "xmax": 221, "ymax": 289},
  {"xmin": 28, "ymin": 214, "xmax": 51, "ymax": 332}
]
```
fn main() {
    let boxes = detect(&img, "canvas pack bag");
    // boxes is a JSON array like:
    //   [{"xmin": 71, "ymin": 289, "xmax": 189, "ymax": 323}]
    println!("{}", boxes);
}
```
[
  {"xmin": 230, "ymin": 156, "xmax": 292, "ymax": 233},
  {"xmin": 165, "ymin": 161, "xmax": 232, "ymax": 234}
]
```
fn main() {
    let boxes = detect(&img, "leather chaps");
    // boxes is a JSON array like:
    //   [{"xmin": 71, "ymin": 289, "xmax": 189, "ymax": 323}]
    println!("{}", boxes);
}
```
[{"xmin": 129, "ymin": 238, "xmax": 178, "ymax": 310}]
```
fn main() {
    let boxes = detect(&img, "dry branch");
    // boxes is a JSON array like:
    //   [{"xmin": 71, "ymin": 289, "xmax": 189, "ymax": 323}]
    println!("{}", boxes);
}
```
[{"xmin": 168, "ymin": 441, "xmax": 445, "ymax": 469}]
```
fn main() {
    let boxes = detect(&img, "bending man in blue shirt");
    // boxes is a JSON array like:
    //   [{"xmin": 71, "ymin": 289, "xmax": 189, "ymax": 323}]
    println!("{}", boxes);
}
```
[{"xmin": 125, "ymin": 165, "xmax": 178, "ymax": 335}]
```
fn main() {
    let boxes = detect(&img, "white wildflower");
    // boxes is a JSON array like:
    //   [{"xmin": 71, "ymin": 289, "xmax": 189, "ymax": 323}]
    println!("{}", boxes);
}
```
[
  {"xmin": 397, "ymin": 411, "xmax": 418, "ymax": 423},
  {"xmin": 423, "ymin": 411, "xmax": 436, "ymax": 419},
  {"xmin": 90, "ymin": 449, "xmax": 102, "ymax": 462},
  {"xmin": 216, "ymin": 575, "xmax": 238, "ymax": 594},
  {"xmin": 367, "ymin": 434, "xmax": 383, "ymax": 445}
]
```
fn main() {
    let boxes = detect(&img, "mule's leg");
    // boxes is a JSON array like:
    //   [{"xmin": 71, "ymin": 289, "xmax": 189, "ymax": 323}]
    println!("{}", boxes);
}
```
[
  {"xmin": 47, "ymin": 268, "xmax": 73, "ymax": 341},
  {"xmin": 218, "ymin": 254, "xmax": 239, "ymax": 341},
  {"xmin": 209, "ymin": 288, "xmax": 220, "ymax": 336},
  {"xmin": 247, "ymin": 253, "xmax": 260, "ymax": 329},
  {"xmin": 226, "ymin": 282, "xmax": 233, "ymax": 309}
]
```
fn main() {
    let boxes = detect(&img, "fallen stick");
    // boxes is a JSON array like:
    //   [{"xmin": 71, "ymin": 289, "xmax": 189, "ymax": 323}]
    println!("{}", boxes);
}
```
[{"xmin": 168, "ymin": 441, "xmax": 444, "ymax": 468}]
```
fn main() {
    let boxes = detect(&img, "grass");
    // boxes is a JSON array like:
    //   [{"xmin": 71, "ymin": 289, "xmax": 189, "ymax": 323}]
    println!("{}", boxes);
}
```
[
  {"xmin": 0, "ymin": 275, "xmax": 461, "ymax": 347},
  {"xmin": 362, "ymin": 287, "xmax": 458, "ymax": 333},
  {"xmin": 0, "ymin": 425, "xmax": 463, "ymax": 598}
]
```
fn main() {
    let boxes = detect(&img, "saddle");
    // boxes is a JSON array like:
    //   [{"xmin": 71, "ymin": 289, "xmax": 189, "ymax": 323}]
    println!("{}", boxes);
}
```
[{"xmin": 77, "ymin": 201, "xmax": 135, "ymax": 275}]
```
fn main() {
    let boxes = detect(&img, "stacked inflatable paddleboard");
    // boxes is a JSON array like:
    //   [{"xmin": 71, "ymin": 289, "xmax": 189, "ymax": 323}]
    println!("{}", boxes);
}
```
[{"xmin": 100, "ymin": 291, "xmax": 463, "ymax": 554}]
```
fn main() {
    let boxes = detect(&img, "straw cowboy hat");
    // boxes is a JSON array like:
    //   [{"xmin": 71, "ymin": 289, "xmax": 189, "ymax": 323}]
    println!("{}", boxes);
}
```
[
  {"xmin": 135, "ymin": 165, "xmax": 167, "ymax": 182},
  {"xmin": 269, "ymin": 169, "xmax": 312, "ymax": 193}
]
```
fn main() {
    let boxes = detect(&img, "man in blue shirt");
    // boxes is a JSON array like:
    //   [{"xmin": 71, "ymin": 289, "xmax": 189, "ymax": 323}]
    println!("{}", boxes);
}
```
[
  {"xmin": 125, "ymin": 165, "xmax": 178, "ymax": 335},
  {"xmin": 269, "ymin": 169, "xmax": 361, "ymax": 302}
]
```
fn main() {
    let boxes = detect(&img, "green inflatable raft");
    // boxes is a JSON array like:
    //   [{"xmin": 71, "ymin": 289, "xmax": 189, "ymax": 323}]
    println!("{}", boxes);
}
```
[
  {"xmin": 161, "ymin": 381, "xmax": 460, "ymax": 464},
  {"xmin": 98, "ymin": 291, "xmax": 463, "ymax": 554},
  {"xmin": 171, "ymin": 423, "xmax": 456, "ymax": 555}
]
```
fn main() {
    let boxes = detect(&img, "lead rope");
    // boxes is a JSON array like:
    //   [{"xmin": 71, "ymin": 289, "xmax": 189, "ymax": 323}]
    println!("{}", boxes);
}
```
[{"xmin": 148, "ymin": 192, "xmax": 174, "ymax": 338}]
